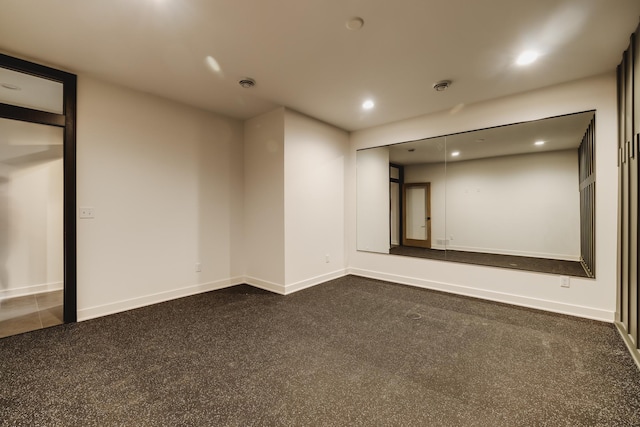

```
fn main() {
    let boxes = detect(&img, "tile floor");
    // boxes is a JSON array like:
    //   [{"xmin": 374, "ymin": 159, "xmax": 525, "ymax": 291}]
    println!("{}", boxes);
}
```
[{"xmin": 0, "ymin": 290, "xmax": 63, "ymax": 339}]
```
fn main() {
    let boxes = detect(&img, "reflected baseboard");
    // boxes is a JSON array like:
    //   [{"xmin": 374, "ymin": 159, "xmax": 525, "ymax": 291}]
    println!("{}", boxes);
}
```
[
  {"xmin": 389, "ymin": 246, "xmax": 589, "ymax": 277},
  {"xmin": 0, "ymin": 281, "xmax": 63, "ymax": 300}
]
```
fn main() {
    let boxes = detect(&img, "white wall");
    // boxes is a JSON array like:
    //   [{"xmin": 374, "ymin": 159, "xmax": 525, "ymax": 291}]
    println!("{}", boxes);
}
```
[
  {"xmin": 243, "ymin": 108, "xmax": 286, "ymax": 289},
  {"xmin": 355, "ymin": 146, "xmax": 390, "ymax": 253},
  {"xmin": 284, "ymin": 109, "xmax": 348, "ymax": 292},
  {"xmin": 76, "ymin": 75, "xmax": 244, "ymax": 320},
  {"xmin": 0, "ymin": 158, "xmax": 63, "ymax": 298},
  {"xmin": 406, "ymin": 149, "xmax": 581, "ymax": 259},
  {"xmin": 348, "ymin": 73, "xmax": 618, "ymax": 321}
]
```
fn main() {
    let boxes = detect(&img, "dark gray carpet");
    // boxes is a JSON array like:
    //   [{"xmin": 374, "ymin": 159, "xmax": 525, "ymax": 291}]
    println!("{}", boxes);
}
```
[
  {"xmin": 390, "ymin": 246, "xmax": 590, "ymax": 277},
  {"xmin": 1, "ymin": 276, "xmax": 638, "ymax": 426}
]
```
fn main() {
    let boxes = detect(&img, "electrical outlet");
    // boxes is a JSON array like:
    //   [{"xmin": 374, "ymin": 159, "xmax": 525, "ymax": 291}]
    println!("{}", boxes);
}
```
[
  {"xmin": 560, "ymin": 276, "xmax": 570, "ymax": 288},
  {"xmin": 79, "ymin": 207, "xmax": 94, "ymax": 219},
  {"xmin": 325, "ymin": 254, "xmax": 330, "ymax": 263},
  {"xmin": 195, "ymin": 262, "xmax": 201, "ymax": 272}
]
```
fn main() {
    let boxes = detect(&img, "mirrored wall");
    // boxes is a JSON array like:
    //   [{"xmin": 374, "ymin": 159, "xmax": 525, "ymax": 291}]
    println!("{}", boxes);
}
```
[{"xmin": 356, "ymin": 111, "xmax": 596, "ymax": 278}]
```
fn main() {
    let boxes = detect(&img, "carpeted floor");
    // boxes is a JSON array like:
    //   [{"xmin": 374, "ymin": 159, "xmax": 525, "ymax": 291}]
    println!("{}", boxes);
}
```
[
  {"xmin": 390, "ymin": 246, "xmax": 590, "ymax": 277},
  {"xmin": 1, "ymin": 276, "xmax": 638, "ymax": 426}
]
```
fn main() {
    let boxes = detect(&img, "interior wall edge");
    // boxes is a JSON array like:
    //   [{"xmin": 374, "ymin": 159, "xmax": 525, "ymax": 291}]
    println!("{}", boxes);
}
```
[
  {"xmin": 283, "ymin": 268, "xmax": 348, "ymax": 295},
  {"xmin": 243, "ymin": 276, "xmax": 286, "ymax": 295},
  {"xmin": 76, "ymin": 277, "xmax": 244, "ymax": 322},
  {"xmin": 347, "ymin": 267, "xmax": 615, "ymax": 322}
]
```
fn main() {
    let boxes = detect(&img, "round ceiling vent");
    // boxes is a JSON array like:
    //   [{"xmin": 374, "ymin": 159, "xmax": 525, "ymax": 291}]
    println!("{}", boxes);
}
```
[
  {"xmin": 433, "ymin": 80, "xmax": 451, "ymax": 92},
  {"xmin": 239, "ymin": 78, "xmax": 256, "ymax": 88},
  {"xmin": 346, "ymin": 17, "xmax": 365, "ymax": 31}
]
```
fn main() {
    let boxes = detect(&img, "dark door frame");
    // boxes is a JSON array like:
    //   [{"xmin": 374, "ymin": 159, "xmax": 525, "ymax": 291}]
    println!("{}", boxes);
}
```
[
  {"xmin": 0, "ymin": 53, "xmax": 77, "ymax": 322},
  {"xmin": 389, "ymin": 163, "xmax": 404, "ymax": 247}
]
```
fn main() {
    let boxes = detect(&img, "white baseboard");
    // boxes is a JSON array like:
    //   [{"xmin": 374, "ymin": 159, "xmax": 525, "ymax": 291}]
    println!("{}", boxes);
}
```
[
  {"xmin": 75, "ymin": 267, "xmax": 613, "ymax": 324},
  {"xmin": 284, "ymin": 269, "xmax": 347, "ymax": 294},
  {"xmin": 348, "ymin": 267, "xmax": 614, "ymax": 322},
  {"xmin": 77, "ymin": 271, "xmax": 349, "ymax": 322},
  {"xmin": 77, "ymin": 277, "xmax": 243, "ymax": 321},
  {"xmin": 0, "ymin": 281, "xmax": 63, "ymax": 300}
]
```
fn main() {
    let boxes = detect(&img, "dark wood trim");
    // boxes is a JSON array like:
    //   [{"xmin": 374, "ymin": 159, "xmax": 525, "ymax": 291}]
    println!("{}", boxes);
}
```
[
  {"xmin": 389, "ymin": 163, "xmax": 404, "ymax": 246},
  {"xmin": 0, "ymin": 54, "xmax": 77, "ymax": 323},
  {"xmin": 0, "ymin": 52, "xmax": 75, "ymax": 83},
  {"xmin": 0, "ymin": 103, "xmax": 66, "ymax": 127},
  {"xmin": 63, "ymin": 74, "xmax": 77, "ymax": 322}
]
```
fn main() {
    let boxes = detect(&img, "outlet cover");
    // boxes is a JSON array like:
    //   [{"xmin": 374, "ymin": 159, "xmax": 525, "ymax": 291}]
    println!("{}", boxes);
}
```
[
  {"xmin": 560, "ymin": 276, "xmax": 570, "ymax": 288},
  {"xmin": 79, "ymin": 207, "xmax": 94, "ymax": 219}
]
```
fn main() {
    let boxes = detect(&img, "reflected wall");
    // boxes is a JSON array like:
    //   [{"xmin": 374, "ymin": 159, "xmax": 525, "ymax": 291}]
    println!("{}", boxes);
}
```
[{"xmin": 356, "ymin": 111, "xmax": 595, "ymax": 276}]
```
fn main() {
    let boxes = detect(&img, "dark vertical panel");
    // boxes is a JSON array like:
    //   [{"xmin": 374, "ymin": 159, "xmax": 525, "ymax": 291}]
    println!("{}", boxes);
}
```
[
  {"xmin": 618, "ymin": 63, "xmax": 624, "ymax": 324},
  {"xmin": 628, "ymin": 35, "xmax": 638, "ymax": 345},
  {"xmin": 634, "ymin": 23, "xmax": 640, "ymax": 350},
  {"xmin": 578, "ymin": 116, "xmax": 596, "ymax": 278},
  {"xmin": 622, "ymin": 51, "xmax": 630, "ymax": 330},
  {"xmin": 63, "ymin": 73, "xmax": 77, "ymax": 323}
]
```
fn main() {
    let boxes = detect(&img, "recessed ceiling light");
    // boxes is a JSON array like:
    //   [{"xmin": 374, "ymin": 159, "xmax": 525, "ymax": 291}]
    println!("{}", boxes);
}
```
[
  {"xmin": 534, "ymin": 140, "xmax": 545, "ymax": 146},
  {"xmin": 516, "ymin": 50, "xmax": 539, "ymax": 66},
  {"xmin": 451, "ymin": 151, "xmax": 460, "ymax": 157},
  {"xmin": 346, "ymin": 17, "xmax": 365, "ymax": 31},
  {"xmin": 362, "ymin": 99, "xmax": 375, "ymax": 110},
  {"xmin": 205, "ymin": 56, "xmax": 222, "ymax": 73},
  {"xmin": 1, "ymin": 83, "xmax": 21, "ymax": 91}
]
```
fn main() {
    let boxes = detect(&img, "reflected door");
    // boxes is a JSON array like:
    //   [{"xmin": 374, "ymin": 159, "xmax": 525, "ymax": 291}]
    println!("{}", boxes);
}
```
[{"xmin": 403, "ymin": 183, "xmax": 431, "ymax": 248}]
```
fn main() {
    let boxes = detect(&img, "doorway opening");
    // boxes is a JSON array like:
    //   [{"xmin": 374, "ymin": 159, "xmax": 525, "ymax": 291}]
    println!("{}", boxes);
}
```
[{"xmin": 0, "ymin": 53, "xmax": 76, "ymax": 338}]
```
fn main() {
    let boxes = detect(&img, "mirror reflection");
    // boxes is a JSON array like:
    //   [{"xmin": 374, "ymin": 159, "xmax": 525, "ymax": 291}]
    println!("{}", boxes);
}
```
[{"xmin": 356, "ymin": 111, "xmax": 596, "ymax": 278}]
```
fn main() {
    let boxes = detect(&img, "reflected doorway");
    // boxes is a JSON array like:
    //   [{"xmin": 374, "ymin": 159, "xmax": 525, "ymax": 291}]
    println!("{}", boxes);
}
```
[{"xmin": 403, "ymin": 183, "xmax": 431, "ymax": 249}]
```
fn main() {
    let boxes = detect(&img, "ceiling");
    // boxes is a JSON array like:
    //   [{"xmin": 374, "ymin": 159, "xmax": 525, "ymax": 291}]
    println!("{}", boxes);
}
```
[
  {"xmin": 388, "ymin": 110, "xmax": 594, "ymax": 164},
  {"xmin": 0, "ymin": 0, "xmax": 638, "ymax": 131}
]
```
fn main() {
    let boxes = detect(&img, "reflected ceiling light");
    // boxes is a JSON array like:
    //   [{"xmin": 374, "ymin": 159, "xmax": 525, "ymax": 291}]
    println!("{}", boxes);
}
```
[
  {"xmin": 346, "ymin": 17, "xmax": 365, "ymax": 31},
  {"xmin": 516, "ymin": 50, "xmax": 539, "ymax": 66},
  {"xmin": 362, "ymin": 99, "xmax": 375, "ymax": 110},
  {"xmin": 451, "ymin": 151, "xmax": 460, "ymax": 157},
  {"xmin": 1, "ymin": 83, "xmax": 21, "ymax": 90},
  {"xmin": 534, "ymin": 140, "xmax": 545, "ymax": 146}
]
